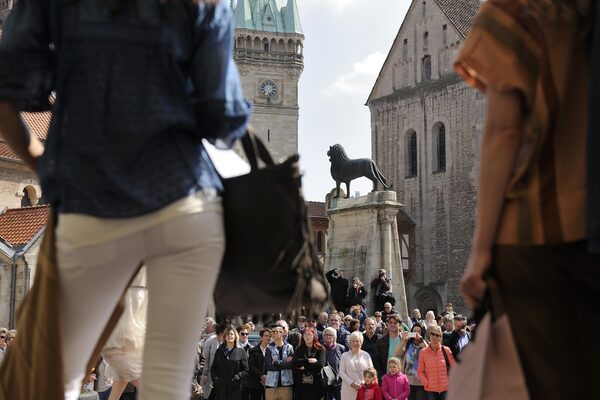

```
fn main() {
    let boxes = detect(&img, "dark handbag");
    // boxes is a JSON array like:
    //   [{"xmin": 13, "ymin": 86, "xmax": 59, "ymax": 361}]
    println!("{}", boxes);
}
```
[{"xmin": 212, "ymin": 131, "xmax": 328, "ymax": 316}]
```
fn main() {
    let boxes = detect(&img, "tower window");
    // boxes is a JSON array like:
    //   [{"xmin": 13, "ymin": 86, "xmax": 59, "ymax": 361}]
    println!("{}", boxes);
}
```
[
  {"xmin": 405, "ymin": 130, "xmax": 417, "ymax": 178},
  {"xmin": 21, "ymin": 188, "xmax": 32, "ymax": 207},
  {"xmin": 422, "ymin": 1, "xmax": 426, "ymax": 18},
  {"xmin": 433, "ymin": 123, "xmax": 446, "ymax": 172},
  {"xmin": 402, "ymin": 39, "xmax": 408, "ymax": 62},
  {"xmin": 423, "ymin": 31, "xmax": 429, "ymax": 51},
  {"xmin": 421, "ymin": 55, "xmax": 431, "ymax": 81},
  {"xmin": 442, "ymin": 24, "xmax": 448, "ymax": 45}
]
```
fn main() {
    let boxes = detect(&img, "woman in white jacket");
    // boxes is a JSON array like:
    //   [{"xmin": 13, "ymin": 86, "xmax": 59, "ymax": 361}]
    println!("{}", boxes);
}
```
[{"xmin": 338, "ymin": 331, "xmax": 373, "ymax": 400}]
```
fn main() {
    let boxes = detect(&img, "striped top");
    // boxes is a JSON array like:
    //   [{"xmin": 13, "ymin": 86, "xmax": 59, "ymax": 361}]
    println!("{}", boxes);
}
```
[{"xmin": 454, "ymin": 0, "xmax": 590, "ymax": 245}]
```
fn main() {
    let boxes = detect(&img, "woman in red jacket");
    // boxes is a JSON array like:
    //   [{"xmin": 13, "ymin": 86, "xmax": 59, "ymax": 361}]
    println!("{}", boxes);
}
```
[{"xmin": 416, "ymin": 326, "xmax": 454, "ymax": 400}]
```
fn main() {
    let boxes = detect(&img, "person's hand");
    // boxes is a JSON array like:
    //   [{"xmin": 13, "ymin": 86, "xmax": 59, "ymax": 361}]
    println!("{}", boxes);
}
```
[
  {"xmin": 286, "ymin": 356, "xmax": 293, "ymax": 362},
  {"xmin": 351, "ymin": 381, "xmax": 360, "ymax": 389},
  {"xmin": 401, "ymin": 331, "xmax": 409, "ymax": 341},
  {"xmin": 460, "ymin": 249, "xmax": 491, "ymax": 309},
  {"xmin": 308, "ymin": 358, "xmax": 317, "ymax": 364},
  {"xmin": 260, "ymin": 375, "xmax": 267, "ymax": 386},
  {"xmin": 415, "ymin": 332, "xmax": 422, "ymax": 342}
]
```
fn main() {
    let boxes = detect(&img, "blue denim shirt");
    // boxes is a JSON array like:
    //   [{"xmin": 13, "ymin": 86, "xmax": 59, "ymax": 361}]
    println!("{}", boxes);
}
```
[
  {"xmin": 264, "ymin": 342, "xmax": 294, "ymax": 388},
  {"xmin": 0, "ymin": 0, "xmax": 251, "ymax": 217}
]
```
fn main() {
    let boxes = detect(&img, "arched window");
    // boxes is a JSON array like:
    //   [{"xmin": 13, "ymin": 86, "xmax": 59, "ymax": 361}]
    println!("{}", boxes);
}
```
[
  {"xmin": 296, "ymin": 40, "xmax": 303, "ymax": 54},
  {"xmin": 21, "ymin": 187, "xmax": 32, "ymax": 207},
  {"xmin": 278, "ymin": 39, "xmax": 285, "ymax": 52},
  {"xmin": 270, "ymin": 38, "xmax": 277, "ymax": 51},
  {"xmin": 405, "ymin": 130, "xmax": 417, "ymax": 178},
  {"xmin": 288, "ymin": 39, "xmax": 294, "ymax": 52},
  {"xmin": 423, "ymin": 31, "xmax": 428, "ymax": 51},
  {"xmin": 433, "ymin": 123, "xmax": 446, "ymax": 172},
  {"xmin": 316, "ymin": 231, "xmax": 323, "ymax": 253},
  {"xmin": 402, "ymin": 38, "xmax": 408, "ymax": 62},
  {"xmin": 254, "ymin": 37, "xmax": 261, "ymax": 50},
  {"xmin": 246, "ymin": 36, "xmax": 252, "ymax": 49},
  {"xmin": 262, "ymin": 38, "xmax": 269, "ymax": 52},
  {"xmin": 421, "ymin": 55, "xmax": 431, "ymax": 81},
  {"xmin": 442, "ymin": 24, "xmax": 448, "ymax": 46}
]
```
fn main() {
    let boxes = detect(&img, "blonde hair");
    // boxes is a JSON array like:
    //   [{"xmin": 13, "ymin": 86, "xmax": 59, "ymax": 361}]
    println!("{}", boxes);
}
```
[
  {"xmin": 348, "ymin": 331, "xmax": 364, "ymax": 346},
  {"xmin": 387, "ymin": 357, "xmax": 401, "ymax": 369}
]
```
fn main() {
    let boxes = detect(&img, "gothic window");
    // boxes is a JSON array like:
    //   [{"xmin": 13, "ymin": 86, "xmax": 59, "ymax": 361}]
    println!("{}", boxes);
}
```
[
  {"xmin": 246, "ymin": 36, "xmax": 252, "ymax": 49},
  {"xmin": 405, "ymin": 130, "xmax": 417, "ymax": 178},
  {"xmin": 423, "ymin": 31, "xmax": 428, "ymax": 51},
  {"xmin": 433, "ymin": 123, "xmax": 446, "ymax": 172},
  {"xmin": 278, "ymin": 39, "xmax": 285, "ymax": 52},
  {"xmin": 288, "ymin": 39, "xmax": 294, "ymax": 52},
  {"xmin": 402, "ymin": 38, "xmax": 408, "ymax": 62},
  {"xmin": 262, "ymin": 38, "xmax": 269, "ymax": 52},
  {"xmin": 442, "ymin": 24, "xmax": 448, "ymax": 46},
  {"xmin": 21, "ymin": 188, "xmax": 32, "ymax": 207},
  {"xmin": 270, "ymin": 38, "xmax": 277, "ymax": 51},
  {"xmin": 421, "ymin": 55, "xmax": 431, "ymax": 81}
]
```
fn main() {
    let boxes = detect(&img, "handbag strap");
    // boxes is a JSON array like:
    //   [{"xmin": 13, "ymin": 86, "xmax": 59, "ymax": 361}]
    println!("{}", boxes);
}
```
[
  {"xmin": 240, "ymin": 131, "xmax": 275, "ymax": 170},
  {"xmin": 441, "ymin": 346, "xmax": 450, "ymax": 376}
]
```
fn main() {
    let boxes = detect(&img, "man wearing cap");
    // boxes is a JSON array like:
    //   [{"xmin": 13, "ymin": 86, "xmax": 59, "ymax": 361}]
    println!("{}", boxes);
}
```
[{"xmin": 373, "ymin": 314, "xmax": 403, "ymax": 380}]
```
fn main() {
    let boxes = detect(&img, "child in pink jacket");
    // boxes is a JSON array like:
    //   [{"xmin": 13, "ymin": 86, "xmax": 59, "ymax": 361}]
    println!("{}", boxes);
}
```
[{"xmin": 381, "ymin": 357, "xmax": 410, "ymax": 400}]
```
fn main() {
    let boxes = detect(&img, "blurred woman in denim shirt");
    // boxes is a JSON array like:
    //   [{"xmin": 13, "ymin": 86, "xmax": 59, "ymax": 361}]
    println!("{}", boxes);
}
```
[{"xmin": 0, "ymin": 0, "xmax": 251, "ymax": 398}]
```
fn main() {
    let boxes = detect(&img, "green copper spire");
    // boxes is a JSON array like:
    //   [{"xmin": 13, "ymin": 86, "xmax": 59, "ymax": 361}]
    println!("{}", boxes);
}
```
[
  {"xmin": 281, "ymin": 0, "xmax": 302, "ymax": 34},
  {"xmin": 233, "ymin": 0, "xmax": 253, "ymax": 30},
  {"xmin": 231, "ymin": 0, "xmax": 302, "ymax": 34}
]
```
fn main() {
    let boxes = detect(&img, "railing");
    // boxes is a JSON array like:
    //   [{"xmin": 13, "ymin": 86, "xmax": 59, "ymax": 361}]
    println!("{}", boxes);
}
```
[{"xmin": 234, "ymin": 49, "xmax": 304, "ymax": 66}]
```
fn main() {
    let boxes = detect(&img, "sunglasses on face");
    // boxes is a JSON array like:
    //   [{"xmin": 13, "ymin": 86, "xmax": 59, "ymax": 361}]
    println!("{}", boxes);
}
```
[
  {"xmin": 240, "ymin": 332, "xmax": 248, "ymax": 336},
  {"xmin": 430, "ymin": 333, "xmax": 442, "ymax": 337},
  {"xmin": 0, "ymin": 336, "xmax": 5, "ymax": 339}
]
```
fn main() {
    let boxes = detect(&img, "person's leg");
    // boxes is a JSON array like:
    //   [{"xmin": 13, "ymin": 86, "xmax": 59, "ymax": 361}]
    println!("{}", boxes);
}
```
[
  {"xmin": 107, "ymin": 380, "xmax": 129, "ymax": 400},
  {"xmin": 58, "ymin": 234, "xmax": 142, "ymax": 400},
  {"xmin": 265, "ymin": 388, "xmax": 275, "ymax": 400},
  {"xmin": 98, "ymin": 388, "xmax": 112, "ymax": 400},
  {"xmin": 281, "ymin": 386, "xmax": 293, "ymax": 400},
  {"xmin": 138, "ymin": 210, "xmax": 225, "ymax": 400}
]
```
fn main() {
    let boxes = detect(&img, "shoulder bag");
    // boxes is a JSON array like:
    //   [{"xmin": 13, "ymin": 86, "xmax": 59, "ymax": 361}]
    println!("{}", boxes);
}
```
[
  {"xmin": 447, "ymin": 279, "xmax": 529, "ymax": 400},
  {"xmin": 211, "ymin": 131, "xmax": 328, "ymax": 316}
]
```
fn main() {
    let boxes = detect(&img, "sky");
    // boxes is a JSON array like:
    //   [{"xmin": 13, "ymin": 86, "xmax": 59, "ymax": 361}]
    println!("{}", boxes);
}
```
[{"xmin": 295, "ymin": 0, "xmax": 412, "ymax": 201}]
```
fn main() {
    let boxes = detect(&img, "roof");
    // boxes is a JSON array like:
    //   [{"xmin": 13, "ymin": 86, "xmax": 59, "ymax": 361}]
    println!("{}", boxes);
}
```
[
  {"xmin": 232, "ymin": 0, "xmax": 302, "ymax": 34},
  {"xmin": 22, "ymin": 111, "xmax": 51, "ymax": 140},
  {"xmin": 0, "ymin": 205, "xmax": 49, "ymax": 247},
  {"xmin": 434, "ymin": 0, "xmax": 481, "ymax": 39},
  {"xmin": 0, "ymin": 111, "xmax": 51, "ymax": 162},
  {"xmin": 366, "ymin": 0, "xmax": 481, "ymax": 104},
  {"xmin": 306, "ymin": 201, "xmax": 326, "ymax": 218}
]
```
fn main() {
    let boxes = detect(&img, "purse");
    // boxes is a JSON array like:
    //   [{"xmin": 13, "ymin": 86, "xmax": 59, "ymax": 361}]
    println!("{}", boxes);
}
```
[
  {"xmin": 321, "ymin": 365, "xmax": 338, "ymax": 387},
  {"xmin": 447, "ymin": 279, "xmax": 530, "ymax": 400},
  {"xmin": 212, "ymin": 131, "xmax": 328, "ymax": 316}
]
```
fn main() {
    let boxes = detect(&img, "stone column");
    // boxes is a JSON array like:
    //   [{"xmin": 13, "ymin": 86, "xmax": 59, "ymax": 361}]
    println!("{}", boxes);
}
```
[{"xmin": 325, "ymin": 191, "xmax": 409, "ymax": 322}]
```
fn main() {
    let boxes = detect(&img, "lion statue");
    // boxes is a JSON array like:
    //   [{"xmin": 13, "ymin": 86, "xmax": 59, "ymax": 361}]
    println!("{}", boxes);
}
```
[{"xmin": 327, "ymin": 144, "xmax": 391, "ymax": 198}]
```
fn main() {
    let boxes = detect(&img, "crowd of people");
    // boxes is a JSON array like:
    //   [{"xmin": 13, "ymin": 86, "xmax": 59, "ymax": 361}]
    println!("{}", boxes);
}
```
[{"xmin": 195, "ymin": 270, "xmax": 472, "ymax": 400}]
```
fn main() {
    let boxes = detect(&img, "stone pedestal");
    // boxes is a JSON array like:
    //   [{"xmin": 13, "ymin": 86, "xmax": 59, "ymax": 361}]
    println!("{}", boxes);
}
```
[{"xmin": 325, "ymin": 191, "xmax": 409, "ymax": 322}]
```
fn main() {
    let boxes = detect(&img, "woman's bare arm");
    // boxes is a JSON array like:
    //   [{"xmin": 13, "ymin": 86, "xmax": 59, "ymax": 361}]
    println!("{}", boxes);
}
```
[
  {"xmin": 0, "ymin": 101, "xmax": 44, "ymax": 174},
  {"xmin": 460, "ymin": 88, "xmax": 525, "ymax": 309}
]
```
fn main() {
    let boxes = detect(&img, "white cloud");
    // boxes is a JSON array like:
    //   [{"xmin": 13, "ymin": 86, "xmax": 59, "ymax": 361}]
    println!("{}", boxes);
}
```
[
  {"xmin": 297, "ymin": 0, "xmax": 367, "ymax": 14},
  {"xmin": 323, "ymin": 51, "xmax": 386, "ymax": 97}
]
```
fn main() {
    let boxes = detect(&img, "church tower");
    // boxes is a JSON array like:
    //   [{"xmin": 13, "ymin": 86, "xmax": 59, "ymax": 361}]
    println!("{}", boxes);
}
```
[{"xmin": 231, "ymin": 0, "xmax": 304, "ymax": 162}]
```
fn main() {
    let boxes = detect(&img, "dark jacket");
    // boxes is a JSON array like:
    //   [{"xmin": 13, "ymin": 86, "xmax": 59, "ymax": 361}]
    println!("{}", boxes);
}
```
[
  {"xmin": 346, "ymin": 285, "xmax": 368, "ymax": 307},
  {"xmin": 211, "ymin": 344, "xmax": 249, "ymax": 400},
  {"xmin": 324, "ymin": 342, "xmax": 345, "ymax": 387},
  {"xmin": 373, "ymin": 334, "xmax": 398, "ymax": 379},
  {"xmin": 292, "ymin": 345, "xmax": 326, "ymax": 400},
  {"xmin": 326, "ymin": 270, "xmax": 349, "ymax": 311},
  {"xmin": 361, "ymin": 332, "xmax": 381, "ymax": 360},
  {"xmin": 247, "ymin": 345, "xmax": 266, "ymax": 389}
]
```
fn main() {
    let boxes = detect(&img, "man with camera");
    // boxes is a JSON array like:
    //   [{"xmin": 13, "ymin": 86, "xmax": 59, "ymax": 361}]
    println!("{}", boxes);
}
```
[
  {"xmin": 326, "ymin": 268, "xmax": 350, "ymax": 313},
  {"xmin": 370, "ymin": 269, "xmax": 393, "ymax": 312}
]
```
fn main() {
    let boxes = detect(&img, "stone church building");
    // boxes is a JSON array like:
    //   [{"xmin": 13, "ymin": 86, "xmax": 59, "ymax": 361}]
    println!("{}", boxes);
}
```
[{"xmin": 368, "ymin": 0, "xmax": 484, "ymax": 315}]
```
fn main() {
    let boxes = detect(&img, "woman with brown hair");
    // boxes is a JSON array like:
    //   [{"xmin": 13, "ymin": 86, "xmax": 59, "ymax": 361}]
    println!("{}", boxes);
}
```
[
  {"xmin": 292, "ymin": 327, "xmax": 326, "ymax": 400},
  {"xmin": 455, "ymin": 0, "xmax": 599, "ymax": 398}
]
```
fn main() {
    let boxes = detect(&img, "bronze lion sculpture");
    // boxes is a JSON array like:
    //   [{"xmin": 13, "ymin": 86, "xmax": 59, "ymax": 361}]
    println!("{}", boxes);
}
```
[{"xmin": 327, "ymin": 144, "xmax": 391, "ymax": 198}]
